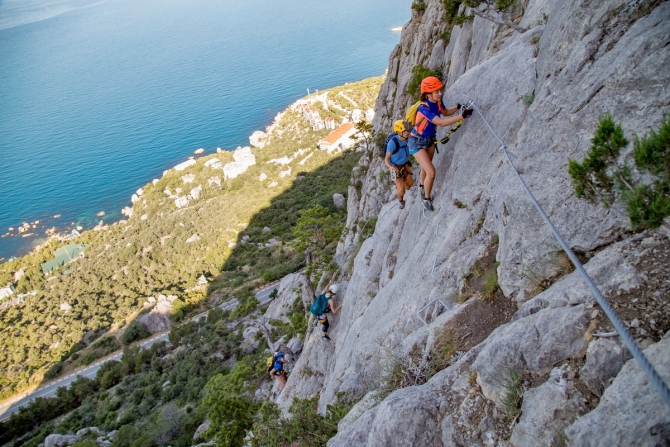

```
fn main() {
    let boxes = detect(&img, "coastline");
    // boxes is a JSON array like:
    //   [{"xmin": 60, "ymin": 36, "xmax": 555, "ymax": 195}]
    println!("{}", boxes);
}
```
[{"xmin": 0, "ymin": 79, "xmax": 374, "ymax": 262}]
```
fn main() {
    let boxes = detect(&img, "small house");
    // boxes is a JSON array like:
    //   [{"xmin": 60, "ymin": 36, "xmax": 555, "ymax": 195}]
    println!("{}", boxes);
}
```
[{"xmin": 317, "ymin": 123, "xmax": 356, "ymax": 152}]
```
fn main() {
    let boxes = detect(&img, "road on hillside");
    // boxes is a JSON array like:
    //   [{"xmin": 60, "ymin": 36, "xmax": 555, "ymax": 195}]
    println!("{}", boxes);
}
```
[{"xmin": 0, "ymin": 284, "xmax": 278, "ymax": 422}]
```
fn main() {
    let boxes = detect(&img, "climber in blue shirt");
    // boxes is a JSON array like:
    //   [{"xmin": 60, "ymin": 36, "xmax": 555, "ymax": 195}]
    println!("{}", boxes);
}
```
[{"xmin": 385, "ymin": 120, "xmax": 414, "ymax": 209}]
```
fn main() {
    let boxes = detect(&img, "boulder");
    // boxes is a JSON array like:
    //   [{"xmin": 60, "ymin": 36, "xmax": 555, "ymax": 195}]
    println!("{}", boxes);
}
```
[
  {"xmin": 44, "ymin": 434, "xmax": 79, "ymax": 447},
  {"xmin": 186, "ymin": 234, "xmax": 200, "ymax": 243},
  {"xmin": 196, "ymin": 275, "xmax": 208, "ymax": 287},
  {"xmin": 174, "ymin": 159, "xmax": 196, "ymax": 171},
  {"xmin": 249, "ymin": 130, "xmax": 268, "ymax": 148},
  {"xmin": 223, "ymin": 147, "xmax": 256, "ymax": 179},
  {"xmin": 240, "ymin": 326, "xmax": 261, "ymax": 354},
  {"xmin": 579, "ymin": 337, "xmax": 632, "ymax": 397},
  {"xmin": 333, "ymin": 193, "xmax": 346, "ymax": 210},
  {"xmin": 193, "ymin": 419, "xmax": 211, "ymax": 441},
  {"xmin": 286, "ymin": 336, "xmax": 304, "ymax": 356},
  {"xmin": 510, "ymin": 366, "xmax": 586, "ymax": 447},
  {"xmin": 75, "ymin": 427, "xmax": 101, "ymax": 437},
  {"xmin": 181, "ymin": 173, "xmax": 195, "ymax": 184}
]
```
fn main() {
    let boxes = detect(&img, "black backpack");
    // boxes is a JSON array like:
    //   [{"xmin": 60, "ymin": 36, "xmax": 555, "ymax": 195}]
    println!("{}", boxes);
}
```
[{"xmin": 381, "ymin": 133, "xmax": 401, "ymax": 158}]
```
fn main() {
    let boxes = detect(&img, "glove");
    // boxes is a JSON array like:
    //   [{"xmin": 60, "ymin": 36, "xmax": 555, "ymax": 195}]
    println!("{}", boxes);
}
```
[
  {"xmin": 456, "ymin": 103, "xmax": 462, "ymax": 111},
  {"xmin": 462, "ymin": 108, "xmax": 473, "ymax": 119}
]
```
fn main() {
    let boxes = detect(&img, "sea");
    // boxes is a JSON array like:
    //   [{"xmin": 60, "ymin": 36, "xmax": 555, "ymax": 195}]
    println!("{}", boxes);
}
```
[{"xmin": 0, "ymin": 0, "xmax": 410, "ymax": 261}]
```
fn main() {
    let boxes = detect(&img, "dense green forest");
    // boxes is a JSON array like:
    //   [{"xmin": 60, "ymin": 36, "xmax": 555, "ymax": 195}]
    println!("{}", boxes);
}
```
[
  {"xmin": 0, "ymin": 76, "xmax": 382, "ymax": 401},
  {"xmin": 0, "ymin": 306, "xmax": 352, "ymax": 447}
]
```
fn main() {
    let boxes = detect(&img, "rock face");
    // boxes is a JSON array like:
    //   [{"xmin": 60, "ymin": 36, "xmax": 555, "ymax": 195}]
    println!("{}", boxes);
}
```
[
  {"xmin": 566, "ymin": 335, "xmax": 670, "ymax": 446},
  {"xmin": 137, "ymin": 294, "xmax": 177, "ymax": 333},
  {"xmin": 271, "ymin": 1, "xmax": 670, "ymax": 445}
]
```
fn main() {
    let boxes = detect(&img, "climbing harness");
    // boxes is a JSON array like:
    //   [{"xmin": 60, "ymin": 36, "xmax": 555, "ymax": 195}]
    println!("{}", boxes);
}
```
[{"xmin": 468, "ymin": 100, "xmax": 670, "ymax": 410}]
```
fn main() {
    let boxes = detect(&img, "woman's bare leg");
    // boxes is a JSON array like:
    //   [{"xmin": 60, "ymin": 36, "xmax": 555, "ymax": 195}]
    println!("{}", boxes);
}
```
[{"xmin": 412, "ymin": 149, "xmax": 435, "ymax": 199}]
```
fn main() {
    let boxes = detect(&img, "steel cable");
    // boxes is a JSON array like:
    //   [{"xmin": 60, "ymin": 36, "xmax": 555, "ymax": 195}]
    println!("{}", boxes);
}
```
[{"xmin": 470, "ymin": 101, "xmax": 670, "ymax": 409}]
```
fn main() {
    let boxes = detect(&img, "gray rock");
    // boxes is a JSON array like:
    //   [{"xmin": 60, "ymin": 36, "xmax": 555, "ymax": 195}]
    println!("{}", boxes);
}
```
[
  {"xmin": 137, "ymin": 302, "xmax": 172, "ymax": 333},
  {"xmin": 510, "ymin": 366, "xmax": 586, "ymax": 447},
  {"xmin": 286, "ymin": 336, "xmax": 304, "ymax": 356},
  {"xmin": 580, "ymin": 337, "xmax": 632, "ymax": 396},
  {"xmin": 333, "ymin": 193, "xmax": 346, "ymax": 210},
  {"xmin": 566, "ymin": 336, "xmax": 670, "ymax": 446},
  {"xmin": 195, "ymin": 275, "xmax": 208, "ymax": 287},
  {"xmin": 185, "ymin": 233, "xmax": 200, "ymax": 243},
  {"xmin": 262, "ymin": 226, "xmax": 272, "ymax": 234},
  {"xmin": 327, "ymin": 385, "xmax": 443, "ymax": 447},
  {"xmin": 336, "ymin": 392, "xmax": 382, "ymax": 435},
  {"xmin": 240, "ymin": 325, "xmax": 261, "ymax": 354},
  {"xmin": 193, "ymin": 419, "xmax": 211, "ymax": 441},
  {"xmin": 249, "ymin": 130, "xmax": 267, "ymax": 148},
  {"xmin": 472, "ymin": 303, "xmax": 590, "ymax": 406},
  {"xmin": 75, "ymin": 427, "xmax": 101, "ymax": 437},
  {"xmin": 44, "ymin": 434, "xmax": 79, "ymax": 447},
  {"xmin": 263, "ymin": 273, "xmax": 312, "ymax": 323}
]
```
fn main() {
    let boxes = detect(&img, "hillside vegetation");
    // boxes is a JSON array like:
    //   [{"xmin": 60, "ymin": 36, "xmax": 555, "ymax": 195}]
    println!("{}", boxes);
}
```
[{"xmin": 0, "ymin": 76, "xmax": 382, "ymax": 400}]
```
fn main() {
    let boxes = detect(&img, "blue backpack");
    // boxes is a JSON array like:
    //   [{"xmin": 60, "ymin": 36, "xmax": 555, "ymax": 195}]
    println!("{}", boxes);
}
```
[
  {"xmin": 310, "ymin": 293, "xmax": 329, "ymax": 317},
  {"xmin": 267, "ymin": 351, "xmax": 285, "ymax": 372},
  {"xmin": 381, "ymin": 133, "xmax": 401, "ymax": 158}
]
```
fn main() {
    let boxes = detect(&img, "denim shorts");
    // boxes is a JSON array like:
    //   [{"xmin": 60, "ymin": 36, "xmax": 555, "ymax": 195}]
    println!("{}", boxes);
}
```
[{"xmin": 408, "ymin": 135, "xmax": 436, "ymax": 155}]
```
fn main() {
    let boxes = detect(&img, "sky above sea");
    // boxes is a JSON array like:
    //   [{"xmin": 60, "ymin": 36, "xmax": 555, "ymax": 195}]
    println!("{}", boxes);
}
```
[{"xmin": 0, "ymin": 0, "xmax": 410, "ymax": 260}]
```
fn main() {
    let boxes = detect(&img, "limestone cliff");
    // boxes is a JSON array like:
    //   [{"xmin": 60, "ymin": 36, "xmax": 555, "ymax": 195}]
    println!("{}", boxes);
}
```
[{"xmin": 276, "ymin": 0, "xmax": 670, "ymax": 445}]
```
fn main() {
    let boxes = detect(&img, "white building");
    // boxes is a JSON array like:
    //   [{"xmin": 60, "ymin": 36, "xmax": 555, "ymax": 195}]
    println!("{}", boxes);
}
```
[
  {"xmin": 351, "ymin": 109, "xmax": 362, "ymax": 122},
  {"xmin": 324, "ymin": 117, "xmax": 336, "ymax": 130}
]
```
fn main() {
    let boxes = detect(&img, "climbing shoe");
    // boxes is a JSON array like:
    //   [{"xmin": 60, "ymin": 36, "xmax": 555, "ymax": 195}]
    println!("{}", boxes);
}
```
[
  {"xmin": 398, "ymin": 199, "xmax": 405, "ymax": 209},
  {"xmin": 423, "ymin": 198, "xmax": 434, "ymax": 211},
  {"xmin": 322, "ymin": 334, "xmax": 331, "ymax": 341}
]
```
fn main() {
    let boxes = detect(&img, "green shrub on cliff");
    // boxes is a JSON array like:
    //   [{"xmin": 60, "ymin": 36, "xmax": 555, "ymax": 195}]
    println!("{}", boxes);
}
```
[{"xmin": 569, "ymin": 113, "xmax": 670, "ymax": 230}]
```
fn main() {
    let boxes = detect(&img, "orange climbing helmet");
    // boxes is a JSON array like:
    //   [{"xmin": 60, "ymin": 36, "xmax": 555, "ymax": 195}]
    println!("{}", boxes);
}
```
[{"xmin": 420, "ymin": 76, "xmax": 443, "ymax": 94}]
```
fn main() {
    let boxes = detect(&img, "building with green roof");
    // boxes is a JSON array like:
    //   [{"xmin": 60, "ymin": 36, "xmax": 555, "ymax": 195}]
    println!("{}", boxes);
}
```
[{"xmin": 41, "ymin": 243, "xmax": 87, "ymax": 274}]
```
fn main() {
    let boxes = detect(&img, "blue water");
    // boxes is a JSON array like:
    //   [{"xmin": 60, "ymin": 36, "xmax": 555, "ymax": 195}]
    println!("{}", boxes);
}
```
[{"xmin": 0, "ymin": 0, "xmax": 409, "ymax": 260}]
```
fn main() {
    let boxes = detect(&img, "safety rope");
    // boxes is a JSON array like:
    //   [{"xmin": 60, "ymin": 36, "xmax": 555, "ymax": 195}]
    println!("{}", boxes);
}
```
[{"xmin": 470, "ymin": 101, "xmax": 670, "ymax": 409}]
